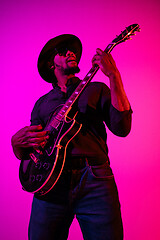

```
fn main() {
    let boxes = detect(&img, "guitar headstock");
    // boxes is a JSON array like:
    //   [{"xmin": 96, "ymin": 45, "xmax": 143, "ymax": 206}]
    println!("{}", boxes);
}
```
[{"xmin": 112, "ymin": 24, "xmax": 141, "ymax": 44}]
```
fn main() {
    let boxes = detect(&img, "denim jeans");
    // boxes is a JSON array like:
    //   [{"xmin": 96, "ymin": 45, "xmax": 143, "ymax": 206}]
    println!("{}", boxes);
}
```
[{"xmin": 28, "ymin": 161, "xmax": 123, "ymax": 240}]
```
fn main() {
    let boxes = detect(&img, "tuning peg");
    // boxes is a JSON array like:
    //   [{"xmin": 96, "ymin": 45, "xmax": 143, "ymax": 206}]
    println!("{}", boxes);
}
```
[
  {"xmin": 125, "ymin": 36, "xmax": 132, "ymax": 41},
  {"xmin": 137, "ymin": 28, "xmax": 141, "ymax": 32},
  {"xmin": 125, "ymin": 27, "xmax": 129, "ymax": 32}
]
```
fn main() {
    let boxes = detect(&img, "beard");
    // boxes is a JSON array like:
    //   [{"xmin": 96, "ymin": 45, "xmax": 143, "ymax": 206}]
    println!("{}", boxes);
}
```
[{"xmin": 64, "ymin": 66, "xmax": 80, "ymax": 75}]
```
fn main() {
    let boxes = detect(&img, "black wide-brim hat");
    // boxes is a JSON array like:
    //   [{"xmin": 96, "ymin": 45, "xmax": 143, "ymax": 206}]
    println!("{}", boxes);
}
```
[{"xmin": 38, "ymin": 34, "xmax": 82, "ymax": 83}]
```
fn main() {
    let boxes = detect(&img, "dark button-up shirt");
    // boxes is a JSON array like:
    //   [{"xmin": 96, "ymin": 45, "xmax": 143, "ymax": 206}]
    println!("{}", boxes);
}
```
[{"xmin": 31, "ymin": 77, "xmax": 132, "ymax": 160}]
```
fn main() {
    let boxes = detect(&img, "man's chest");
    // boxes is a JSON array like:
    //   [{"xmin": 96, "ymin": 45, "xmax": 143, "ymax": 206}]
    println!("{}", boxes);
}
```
[{"xmin": 39, "ymin": 84, "xmax": 102, "ymax": 125}]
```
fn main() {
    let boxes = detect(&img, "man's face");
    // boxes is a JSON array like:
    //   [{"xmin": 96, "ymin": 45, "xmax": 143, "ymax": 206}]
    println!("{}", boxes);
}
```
[{"xmin": 53, "ymin": 48, "xmax": 80, "ymax": 75}]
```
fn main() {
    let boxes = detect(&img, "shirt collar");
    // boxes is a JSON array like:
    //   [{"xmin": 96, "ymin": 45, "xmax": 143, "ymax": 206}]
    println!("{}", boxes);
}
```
[{"xmin": 53, "ymin": 77, "xmax": 80, "ymax": 91}]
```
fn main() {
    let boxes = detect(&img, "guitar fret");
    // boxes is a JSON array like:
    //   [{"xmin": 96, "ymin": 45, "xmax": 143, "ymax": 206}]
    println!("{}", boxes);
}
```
[
  {"xmin": 87, "ymin": 73, "xmax": 91, "ymax": 76},
  {"xmin": 50, "ymin": 118, "xmax": 61, "ymax": 129},
  {"xmin": 64, "ymin": 106, "xmax": 69, "ymax": 110},
  {"xmin": 89, "ymin": 69, "xmax": 96, "ymax": 73},
  {"xmin": 81, "ymin": 81, "xmax": 86, "ymax": 84},
  {"xmin": 62, "ymin": 105, "xmax": 69, "ymax": 110},
  {"xmin": 55, "ymin": 116, "xmax": 62, "ymax": 121},
  {"xmin": 76, "ymin": 83, "xmax": 87, "ymax": 91},
  {"xmin": 57, "ymin": 111, "xmax": 65, "ymax": 116},
  {"xmin": 76, "ymin": 86, "xmax": 84, "ymax": 90}
]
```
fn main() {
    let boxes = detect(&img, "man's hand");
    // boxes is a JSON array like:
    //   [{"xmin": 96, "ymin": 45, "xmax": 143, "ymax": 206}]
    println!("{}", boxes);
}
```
[
  {"xmin": 92, "ymin": 48, "xmax": 119, "ymax": 78},
  {"xmin": 11, "ymin": 125, "xmax": 49, "ymax": 159}
]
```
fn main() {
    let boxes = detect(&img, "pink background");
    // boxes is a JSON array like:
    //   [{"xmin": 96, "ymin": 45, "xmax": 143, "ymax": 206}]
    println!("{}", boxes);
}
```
[{"xmin": 1, "ymin": 0, "xmax": 160, "ymax": 239}]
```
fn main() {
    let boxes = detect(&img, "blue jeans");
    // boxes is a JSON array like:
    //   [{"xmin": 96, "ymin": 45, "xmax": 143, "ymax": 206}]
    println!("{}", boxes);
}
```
[{"xmin": 28, "ymin": 161, "xmax": 123, "ymax": 240}]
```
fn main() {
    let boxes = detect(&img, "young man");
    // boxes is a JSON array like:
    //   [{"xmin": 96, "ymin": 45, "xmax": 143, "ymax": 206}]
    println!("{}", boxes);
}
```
[{"xmin": 11, "ymin": 34, "xmax": 132, "ymax": 240}]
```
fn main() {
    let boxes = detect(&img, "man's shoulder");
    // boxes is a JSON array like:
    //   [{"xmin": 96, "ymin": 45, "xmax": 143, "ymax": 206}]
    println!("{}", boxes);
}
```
[
  {"xmin": 33, "ymin": 89, "xmax": 55, "ymax": 108},
  {"xmin": 88, "ymin": 81, "xmax": 110, "ymax": 92},
  {"xmin": 39, "ymin": 89, "xmax": 54, "ymax": 100}
]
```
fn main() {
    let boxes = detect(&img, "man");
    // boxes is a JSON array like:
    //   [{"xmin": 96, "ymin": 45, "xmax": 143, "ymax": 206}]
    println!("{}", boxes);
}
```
[{"xmin": 11, "ymin": 34, "xmax": 132, "ymax": 240}]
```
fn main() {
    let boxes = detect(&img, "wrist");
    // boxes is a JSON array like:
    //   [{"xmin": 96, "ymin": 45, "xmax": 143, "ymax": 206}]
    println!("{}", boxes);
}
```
[
  {"xmin": 12, "ymin": 143, "xmax": 31, "ymax": 160},
  {"xmin": 108, "ymin": 70, "xmax": 120, "ymax": 80}
]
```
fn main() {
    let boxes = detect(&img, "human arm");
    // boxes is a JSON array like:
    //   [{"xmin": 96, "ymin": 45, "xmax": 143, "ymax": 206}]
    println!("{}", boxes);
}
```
[
  {"xmin": 92, "ymin": 49, "xmax": 132, "ymax": 136},
  {"xmin": 92, "ymin": 48, "xmax": 130, "ymax": 112},
  {"xmin": 11, "ymin": 125, "xmax": 49, "ymax": 160}
]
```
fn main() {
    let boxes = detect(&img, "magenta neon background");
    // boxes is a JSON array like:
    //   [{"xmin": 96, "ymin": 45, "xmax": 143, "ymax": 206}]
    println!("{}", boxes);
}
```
[{"xmin": 1, "ymin": 0, "xmax": 160, "ymax": 239}]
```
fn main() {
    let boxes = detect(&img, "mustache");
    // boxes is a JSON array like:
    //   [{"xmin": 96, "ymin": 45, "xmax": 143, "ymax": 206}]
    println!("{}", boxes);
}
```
[{"xmin": 66, "ymin": 56, "xmax": 77, "ymax": 63}]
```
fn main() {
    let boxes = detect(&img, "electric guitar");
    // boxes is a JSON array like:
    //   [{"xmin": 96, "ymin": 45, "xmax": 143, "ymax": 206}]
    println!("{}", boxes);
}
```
[{"xmin": 19, "ymin": 24, "xmax": 140, "ymax": 195}]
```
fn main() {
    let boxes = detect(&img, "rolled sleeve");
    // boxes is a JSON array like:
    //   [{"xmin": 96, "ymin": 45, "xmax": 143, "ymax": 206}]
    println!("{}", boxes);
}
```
[
  {"xmin": 30, "ymin": 99, "xmax": 44, "ymax": 126},
  {"xmin": 100, "ymin": 83, "xmax": 133, "ymax": 137},
  {"xmin": 108, "ymin": 104, "xmax": 133, "ymax": 137}
]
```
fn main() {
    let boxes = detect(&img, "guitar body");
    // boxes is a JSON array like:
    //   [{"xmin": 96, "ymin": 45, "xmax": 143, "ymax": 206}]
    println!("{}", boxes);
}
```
[{"xmin": 19, "ymin": 114, "xmax": 82, "ymax": 195}]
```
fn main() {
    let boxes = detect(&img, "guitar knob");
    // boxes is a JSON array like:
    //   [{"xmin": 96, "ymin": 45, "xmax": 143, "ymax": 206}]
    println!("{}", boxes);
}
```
[
  {"xmin": 30, "ymin": 175, "xmax": 35, "ymax": 182},
  {"xmin": 43, "ymin": 162, "xmax": 50, "ymax": 170},
  {"xmin": 35, "ymin": 162, "xmax": 42, "ymax": 169},
  {"xmin": 36, "ymin": 175, "xmax": 43, "ymax": 182}
]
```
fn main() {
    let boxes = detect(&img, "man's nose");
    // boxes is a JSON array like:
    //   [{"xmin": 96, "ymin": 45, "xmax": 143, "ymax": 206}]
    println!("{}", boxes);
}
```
[{"xmin": 66, "ymin": 50, "xmax": 75, "ymax": 57}]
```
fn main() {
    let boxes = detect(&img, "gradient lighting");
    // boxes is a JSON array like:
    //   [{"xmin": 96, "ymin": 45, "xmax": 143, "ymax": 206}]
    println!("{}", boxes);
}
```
[{"xmin": 1, "ymin": 0, "xmax": 160, "ymax": 239}]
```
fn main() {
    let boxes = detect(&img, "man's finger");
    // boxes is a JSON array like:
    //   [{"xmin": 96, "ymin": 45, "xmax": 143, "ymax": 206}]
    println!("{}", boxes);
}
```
[{"xmin": 29, "ymin": 125, "xmax": 43, "ymax": 132}]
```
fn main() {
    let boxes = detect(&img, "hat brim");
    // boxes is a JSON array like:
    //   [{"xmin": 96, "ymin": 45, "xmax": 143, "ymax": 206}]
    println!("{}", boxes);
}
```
[{"xmin": 38, "ymin": 34, "xmax": 82, "ymax": 83}]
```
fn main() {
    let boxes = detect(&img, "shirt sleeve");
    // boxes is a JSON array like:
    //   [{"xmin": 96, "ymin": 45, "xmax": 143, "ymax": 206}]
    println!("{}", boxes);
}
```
[
  {"xmin": 30, "ymin": 98, "xmax": 43, "ymax": 126},
  {"xmin": 100, "ymin": 83, "xmax": 133, "ymax": 137},
  {"xmin": 108, "ymin": 104, "xmax": 133, "ymax": 137}
]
